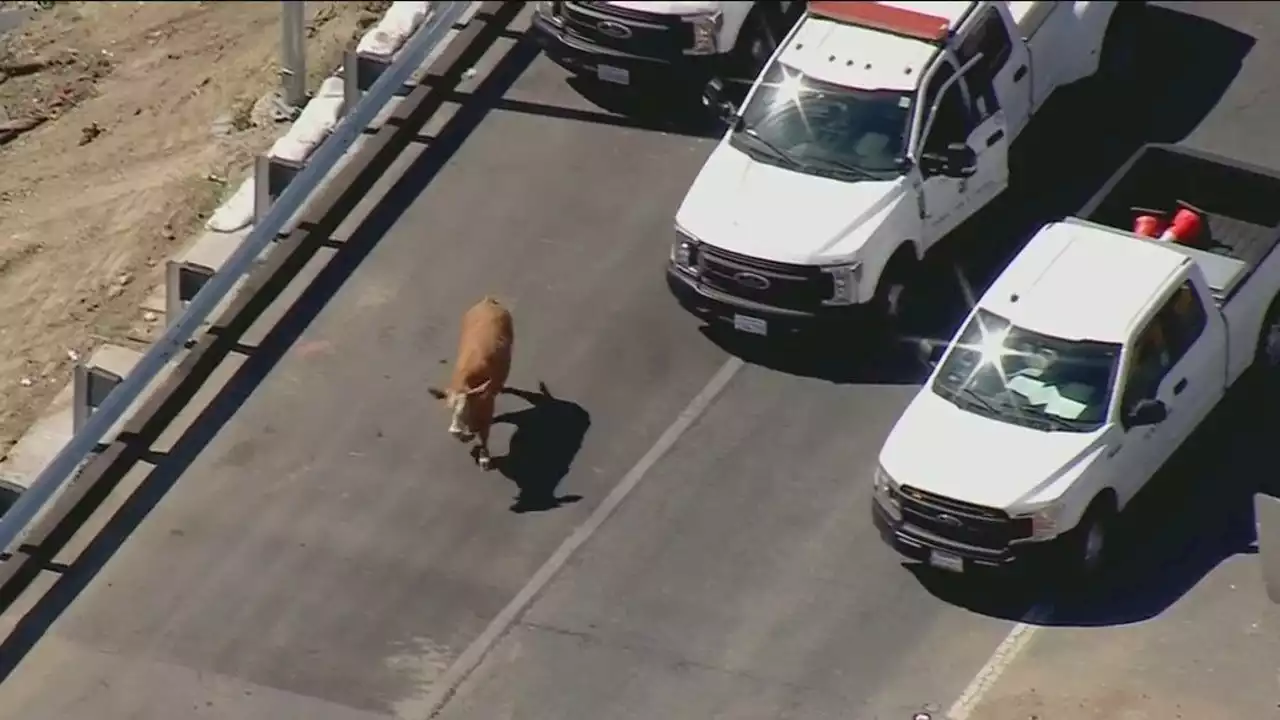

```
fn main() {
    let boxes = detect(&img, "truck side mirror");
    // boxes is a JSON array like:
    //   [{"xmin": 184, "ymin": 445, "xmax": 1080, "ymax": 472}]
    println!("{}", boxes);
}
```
[
  {"xmin": 703, "ymin": 78, "xmax": 738, "ymax": 123},
  {"xmin": 919, "ymin": 142, "xmax": 977, "ymax": 178},
  {"xmin": 915, "ymin": 338, "xmax": 944, "ymax": 369},
  {"xmin": 1125, "ymin": 398, "xmax": 1167, "ymax": 427}
]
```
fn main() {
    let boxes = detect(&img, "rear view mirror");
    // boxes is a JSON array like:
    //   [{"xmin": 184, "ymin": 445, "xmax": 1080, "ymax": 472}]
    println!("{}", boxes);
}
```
[
  {"xmin": 1125, "ymin": 398, "xmax": 1167, "ymax": 427},
  {"xmin": 703, "ymin": 77, "xmax": 739, "ymax": 124},
  {"xmin": 702, "ymin": 77, "xmax": 724, "ymax": 108},
  {"xmin": 916, "ymin": 338, "xmax": 944, "ymax": 368}
]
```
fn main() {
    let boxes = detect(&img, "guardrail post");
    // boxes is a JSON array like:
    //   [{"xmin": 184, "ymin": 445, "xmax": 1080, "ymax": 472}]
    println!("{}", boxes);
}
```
[
  {"xmin": 1256, "ymin": 493, "xmax": 1280, "ymax": 603},
  {"xmin": 253, "ymin": 154, "xmax": 307, "ymax": 225},
  {"xmin": 72, "ymin": 362, "xmax": 124, "ymax": 436},
  {"xmin": 164, "ymin": 260, "xmax": 216, "ymax": 335},
  {"xmin": 342, "ymin": 49, "xmax": 414, "ymax": 119},
  {"xmin": 342, "ymin": 50, "xmax": 362, "ymax": 118}
]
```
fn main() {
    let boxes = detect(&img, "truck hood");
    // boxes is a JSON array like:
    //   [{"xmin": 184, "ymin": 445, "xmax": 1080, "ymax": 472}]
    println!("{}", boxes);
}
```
[
  {"xmin": 606, "ymin": 1, "xmax": 723, "ymax": 15},
  {"xmin": 676, "ymin": 143, "xmax": 904, "ymax": 265},
  {"xmin": 879, "ymin": 389, "xmax": 1109, "ymax": 511}
]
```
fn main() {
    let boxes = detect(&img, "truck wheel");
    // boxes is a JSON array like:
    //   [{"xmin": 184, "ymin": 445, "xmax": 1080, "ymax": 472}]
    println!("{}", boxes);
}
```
[
  {"xmin": 1253, "ymin": 297, "xmax": 1280, "ymax": 396},
  {"xmin": 1068, "ymin": 495, "xmax": 1116, "ymax": 579},
  {"xmin": 873, "ymin": 251, "xmax": 918, "ymax": 326}
]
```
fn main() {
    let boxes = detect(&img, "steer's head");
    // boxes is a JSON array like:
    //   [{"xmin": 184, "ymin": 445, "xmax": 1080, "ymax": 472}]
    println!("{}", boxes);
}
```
[{"xmin": 428, "ymin": 380, "xmax": 491, "ymax": 441}]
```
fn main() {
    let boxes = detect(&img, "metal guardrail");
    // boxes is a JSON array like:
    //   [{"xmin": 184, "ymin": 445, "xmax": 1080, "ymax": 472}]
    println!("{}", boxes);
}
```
[{"xmin": 0, "ymin": 1, "xmax": 473, "ymax": 559}]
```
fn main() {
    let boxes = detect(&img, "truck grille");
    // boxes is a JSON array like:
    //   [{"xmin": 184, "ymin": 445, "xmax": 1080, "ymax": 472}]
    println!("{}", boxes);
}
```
[
  {"xmin": 894, "ymin": 485, "xmax": 1024, "ymax": 551},
  {"xmin": 696, "ymin": 245, "xmax": 835, "ymax": 312},
  {"xmin": 561, "ymin": 2, "xmax": 693, "ymax": 60}
]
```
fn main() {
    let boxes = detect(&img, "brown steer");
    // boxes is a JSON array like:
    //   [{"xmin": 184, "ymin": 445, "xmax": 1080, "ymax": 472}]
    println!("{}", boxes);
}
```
[{"xmin": 428, "ymin": 296, "xmax": 514, "ymax": 470}]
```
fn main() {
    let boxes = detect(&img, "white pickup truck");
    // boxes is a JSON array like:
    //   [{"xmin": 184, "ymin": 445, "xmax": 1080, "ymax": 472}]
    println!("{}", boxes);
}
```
[
  {"xmin": 873, "ymin": 143, "xmax": 1280, "ymax": 578},
  {"xmin": 667, "ymin": 0, "xmax": 1131, "ymax": 338},
  {"xmin": 530, "ymin": 2, "xmax": 805, "ymax": 91}
]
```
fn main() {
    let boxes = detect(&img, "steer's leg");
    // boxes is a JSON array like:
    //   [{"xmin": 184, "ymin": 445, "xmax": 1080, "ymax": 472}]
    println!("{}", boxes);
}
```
[{"xmin": 473, "ymin": 394, "xmax": 496, "ymax": 470}]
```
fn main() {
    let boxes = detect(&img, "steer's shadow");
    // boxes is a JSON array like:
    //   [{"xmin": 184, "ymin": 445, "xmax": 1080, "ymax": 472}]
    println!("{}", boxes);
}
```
[{"xmin": 492, "ymin": 382, "xmax": 589, "ymax": 514}]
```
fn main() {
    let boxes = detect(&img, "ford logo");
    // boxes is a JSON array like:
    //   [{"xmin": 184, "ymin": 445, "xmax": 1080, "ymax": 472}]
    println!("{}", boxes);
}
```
[
  {"xmin": 936, "ymin": 513, "xmax": 963, "ymax": 527},
  {"xmin": 733, "ymin": 271, "xmax": 770, "ymax": 290},
  {"xmin": 597, "ymin": 20, "xmax": 632, "ymax": 39}
]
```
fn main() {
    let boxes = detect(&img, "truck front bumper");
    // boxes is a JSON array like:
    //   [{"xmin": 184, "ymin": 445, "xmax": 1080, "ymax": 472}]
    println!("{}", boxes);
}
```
[
  {"xmin": 872, "ymin": 498, "xmax": 1060, "ymax": 572},
  {"xmin": 529, "ymin": 11, "xmax": 722, "ymax": 89},
  {"xmin": 666, "ymin": 263, "xmax": 872, "ymax": 336}
]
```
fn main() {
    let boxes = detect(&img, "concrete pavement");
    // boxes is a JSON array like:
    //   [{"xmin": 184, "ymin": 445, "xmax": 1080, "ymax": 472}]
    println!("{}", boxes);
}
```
[
  {"xmin": 0, "ymin": 5, "xmax": 1018, "ymax": 718},
  {"xmin": 1, "ymin": 2, "xmax": 1278, "ymax": 720}
]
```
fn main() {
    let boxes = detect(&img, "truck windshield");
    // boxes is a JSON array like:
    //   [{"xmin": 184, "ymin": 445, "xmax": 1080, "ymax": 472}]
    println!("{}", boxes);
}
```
[
  {"xmin": 731, "ymin": 61, "xmax": 911, "ymax": 181},
  {"xmin": 931, "ymin": 309, "xmax": 1122, "ymax": 433}
]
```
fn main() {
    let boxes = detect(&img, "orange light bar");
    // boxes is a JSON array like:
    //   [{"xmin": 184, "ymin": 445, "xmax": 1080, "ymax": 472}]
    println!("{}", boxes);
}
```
[{"xmin": 808, "ymin": 1, "xmax": 951, "ymax": 43}]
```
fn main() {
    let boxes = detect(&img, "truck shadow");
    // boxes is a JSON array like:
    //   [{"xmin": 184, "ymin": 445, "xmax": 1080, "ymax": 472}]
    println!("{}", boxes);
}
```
[
  {"xmin": 927, "ymin": 3, "xmax": 1258, "ymax": 304},
  {"xmin": 909, "ymin": 385, "xmax": 1270, "ymax": 627},
  {"xmin": 707, "ymin": 4, "xmax": 1255, "ymax": 387},
  {"xmin": 564, "ymin": 76, "xmax": 725, "ymax": 139}
]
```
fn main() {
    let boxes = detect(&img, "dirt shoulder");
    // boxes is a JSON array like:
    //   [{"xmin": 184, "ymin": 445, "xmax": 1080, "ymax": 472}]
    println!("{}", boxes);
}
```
[{"xmin": 0, "ymin": 0, "xmax": 391, "ymax": 456}]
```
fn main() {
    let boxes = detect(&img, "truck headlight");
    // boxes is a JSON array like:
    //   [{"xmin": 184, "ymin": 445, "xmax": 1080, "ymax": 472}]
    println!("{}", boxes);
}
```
[
  {"xmin": 822, "ymin": 263, "xmax": 862, "ymax": 306},
  {"xmin": 685, "ymin": 11, "xmax": 723, "ymax": 55},
  {"xmin": 671, "ymin": 229, "xmax": 700, "ymax": 275},
  {"xmin": 536, "ymin": 1, "xmax": 563, "ymax": 24},
  {"xmin": 1013, "ymin": 501, "xmax": 1067, "ymax": 541},
  {"xmin": 873, "ymin": 465, "xmax": 902, "ymax": 522}
]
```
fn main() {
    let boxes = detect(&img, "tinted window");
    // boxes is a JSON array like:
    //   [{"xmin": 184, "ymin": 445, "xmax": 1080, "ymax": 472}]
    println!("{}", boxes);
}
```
[
  {"xmin": 1119, "ymin": 282, "xmax": 1208, "ymax": 411},
  {"xmin": 956, "ymin": 8, "xmax": 1013, "ymax": 85},
  {"xmin": 921, "ymin": 61, "xmax": 975, "ymax": 152}
]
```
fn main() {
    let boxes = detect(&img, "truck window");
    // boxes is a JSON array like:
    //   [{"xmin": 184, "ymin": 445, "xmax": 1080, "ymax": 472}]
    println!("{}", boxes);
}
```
[
  {"xmin": 732, "ymin": 62, "xmax": 913, "ymax": 178},
  {"xmin": 1157, "ymin": 281, "xmax": 1209, "ymax": 364},
  {"xmin": 956, "ymin": 7, "xmax": 1013, "ymax": 87},
  {"xmin": 921, "ymin": 62, "xmax": 975, "ymax": 154},
  {"xmin": 931, "ymin": 309, "xmax": 1121, "ymax": 431},
  {"xmin": 1119, "ymin": 283, "xmax": 1208, "ymax": 412}
]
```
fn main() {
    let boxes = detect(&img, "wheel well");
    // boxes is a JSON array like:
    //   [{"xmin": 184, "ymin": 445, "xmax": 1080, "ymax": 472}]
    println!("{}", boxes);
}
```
[
  {"xmin": 1089, "ymin": 488, "xmax": 1119, "ymax": 515},
  {"xmin": 884, "ymin": 243, "xmax": 919, "ymax": 276}
]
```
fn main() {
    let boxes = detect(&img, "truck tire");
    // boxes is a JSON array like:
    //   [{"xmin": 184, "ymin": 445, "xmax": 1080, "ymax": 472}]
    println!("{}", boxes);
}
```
[
  {"xmin": 1066, "ymin": 493, "xmax": 1117, "ymax": 579},
  {"xmin": 1253, "ymin": 296, "xmax": 1280, "ymax": 396},
  {"xmin": 873, "ymin": 249, "xmax": 918, "ymax": 327}
]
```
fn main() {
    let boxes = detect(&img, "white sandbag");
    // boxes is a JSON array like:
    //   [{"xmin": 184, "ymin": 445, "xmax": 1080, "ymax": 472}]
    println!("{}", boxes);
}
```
[
  {"xmin": 269, "ymin": 76, "xmax": 346, "ymax": 164},
  {"xmin": 205, "ymin": 176, "xmax": 256, "ymax": 233},
  {"xmin": 357, "ymin": 1, "xmax": 431, "ymax": 59}
]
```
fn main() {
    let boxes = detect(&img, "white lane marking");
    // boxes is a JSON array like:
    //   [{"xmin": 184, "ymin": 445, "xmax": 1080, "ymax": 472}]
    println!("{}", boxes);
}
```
[
  {"xmin": 945, "ymin": 602, "xmax": 1055, "ymax": 720},
  {"xmin": 413, "ymin": 357, "xmax": 745, "ymax": 719}
]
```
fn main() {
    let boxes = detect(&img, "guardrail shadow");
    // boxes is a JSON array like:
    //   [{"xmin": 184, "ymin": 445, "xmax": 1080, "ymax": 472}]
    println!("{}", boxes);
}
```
[{"xmin": 0, "ymin": 3, "xmax": 540, "ymax": 683}]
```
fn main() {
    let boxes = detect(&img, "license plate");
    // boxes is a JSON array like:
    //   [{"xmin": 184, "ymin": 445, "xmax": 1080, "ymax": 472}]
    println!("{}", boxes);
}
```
[
  {"xmin": 733, "ymin": 314, "xmax": 768, "ymax": 336},
  {"xmin": 929, "ymin": 549, "xmax": 964, "ymax": 573},
  {"xmin": 597, "ymin": 64, "xmax": 630, "ymax": 85}
]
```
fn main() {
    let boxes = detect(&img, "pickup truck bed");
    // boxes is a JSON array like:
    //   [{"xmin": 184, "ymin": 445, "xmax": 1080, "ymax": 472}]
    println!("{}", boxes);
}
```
[{"xmin": 1077, "ymin": 143, "xmax": 1280, "ymax": 304}]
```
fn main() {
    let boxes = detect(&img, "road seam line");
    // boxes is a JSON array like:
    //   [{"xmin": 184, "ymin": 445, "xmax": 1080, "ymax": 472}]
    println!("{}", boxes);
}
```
[
  {"xmin": 945, "ymin": 602, "xmax": 1054, "ymax": 720},
  {"xmin": 414, "ymin": 356, "xmax": 745, "ymax": 719}
]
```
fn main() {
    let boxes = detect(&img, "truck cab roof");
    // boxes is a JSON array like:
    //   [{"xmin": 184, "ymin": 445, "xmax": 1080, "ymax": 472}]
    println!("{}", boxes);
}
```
[
  {"xmin": 790, "ymin": 1, "xmax": 973, "ymax": 91},
  {"xmin": 980, "ymin": 221, "xmax": 1189, "ymax": 345}
]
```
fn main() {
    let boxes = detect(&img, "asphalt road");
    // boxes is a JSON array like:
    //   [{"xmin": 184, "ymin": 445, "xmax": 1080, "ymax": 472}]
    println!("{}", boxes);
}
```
[{"xmin": 0, "ymin": 2, "xmax": 1277, "ymax": 720}]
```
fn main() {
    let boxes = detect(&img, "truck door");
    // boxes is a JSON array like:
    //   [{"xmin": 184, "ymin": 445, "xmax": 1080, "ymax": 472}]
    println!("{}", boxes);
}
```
[
  {"xmin": 955, "ymin": 66, "xmax": 1009, "ymax": 213},
  {"xmin": 1112, "ymin": 279, "xmax": 1227, "ymax": 503},
  {"xmin": 1146, "ymin": 277, "xmax": 1228, "ymax": 449},
  {"xmin": 914, "ymin": 59, "xmax": 974, "ymax": 250},
  {"xmin": 955, "ymin": 4, "xmax": 1032, "ymax": 138}
]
